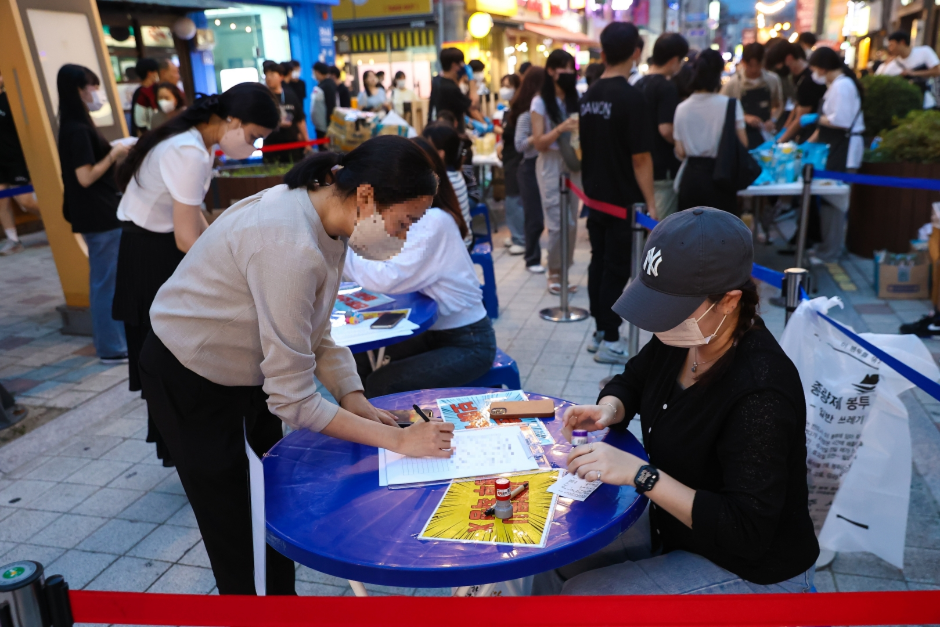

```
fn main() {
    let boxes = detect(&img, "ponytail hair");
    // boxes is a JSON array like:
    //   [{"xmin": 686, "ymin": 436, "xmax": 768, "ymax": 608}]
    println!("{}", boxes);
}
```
[
  {"xmin": 688, "ymin": 49, "xmax": 724, "ymax": 93},
  {"xmin": 412, "ymin": 137, "xmax": 468, "ymax": 238},
  {"xmin": 284, "ymin": 135, "xmax": 439, "ymax": 209},
  {"xmin": 116, "ymin": 82, "xmax": 279, "ymax": 191},
  {"xmin": 808, "ymin": 46, "xmax": 864, "ymax": 104}
]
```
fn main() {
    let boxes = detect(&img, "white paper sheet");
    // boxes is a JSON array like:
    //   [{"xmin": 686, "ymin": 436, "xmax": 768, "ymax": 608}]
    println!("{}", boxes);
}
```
[
  {"xmin": 244, "ymin": 424, "xmax": 266, "ymax": 596},
  {"xmin": 378, "ymin": 425, "xmax": 540, "ymax": 486},
  {"xmin": 331, "ymin": 318, "xmax": 420, "ymax": 347},
  {"xmin": 547, "ymin": 470, "xmax": 603, "ymax": 501}
]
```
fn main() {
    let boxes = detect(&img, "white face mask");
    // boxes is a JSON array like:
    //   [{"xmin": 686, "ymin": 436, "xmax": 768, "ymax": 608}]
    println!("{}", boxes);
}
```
[
  {"xmin": 459, "ymin": 82, "xmax": 470, "ymax": 95},
  {"xmin": 654, "ymin": 302, "xmax": 727, "ymax": 348},
  {"xmin": 292, "ymin": 70, "xmax": 300, "ymax": 80},
  {"xmin": 498, "ymin": 87, "xmax": 515, "ymax": 101},
  {"xmin": 348, "ymin": 212, "xmax": 405, "ymax": 261},
  {"xmin": 87, "ymin": 89, "xmax": 104, "ymax": 112},
  {"xmin": 218, "ymin": 126, "xmax": 256, "ymax": 160},
  {"xmin": 812, "ymin": 71, "xmax": 828, "ymax": 85},
  {"xmin": 158, "ymin": 98, "xmax": 175, "ymax": 113}
]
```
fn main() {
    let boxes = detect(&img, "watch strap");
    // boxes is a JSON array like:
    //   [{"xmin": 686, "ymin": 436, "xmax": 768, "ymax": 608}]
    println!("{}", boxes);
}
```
[{"xmin": 634, "ymin": 464, "xmax": 660, "ymax": 494}]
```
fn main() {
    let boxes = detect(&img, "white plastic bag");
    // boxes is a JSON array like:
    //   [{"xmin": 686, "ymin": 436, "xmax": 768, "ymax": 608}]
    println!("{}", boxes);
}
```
[{"xmin": 779, "ymin": 297, "xmax": 940, "ymax": 568}]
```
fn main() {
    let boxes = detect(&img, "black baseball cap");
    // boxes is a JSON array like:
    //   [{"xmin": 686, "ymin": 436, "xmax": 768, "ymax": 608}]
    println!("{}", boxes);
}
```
[{"xmin": 612, "ymin": 207, "xmax": 754, "ymax": 333}]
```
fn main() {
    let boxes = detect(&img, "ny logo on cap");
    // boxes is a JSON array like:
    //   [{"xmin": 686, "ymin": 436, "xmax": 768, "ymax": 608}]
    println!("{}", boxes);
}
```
[{"xmin": 644, "ymin": 247, "xmax": 663, "ymax": 277}]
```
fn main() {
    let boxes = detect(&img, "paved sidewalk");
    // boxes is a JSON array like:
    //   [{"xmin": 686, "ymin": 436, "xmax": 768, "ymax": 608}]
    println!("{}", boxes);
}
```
[{"xmin": 0, "ymin": 216, "xmax": 938, "ymax": 625}]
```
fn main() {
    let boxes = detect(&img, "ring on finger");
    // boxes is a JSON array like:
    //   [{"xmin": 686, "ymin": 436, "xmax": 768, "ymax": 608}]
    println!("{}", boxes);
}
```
[{"xmin": 595, "ymin": 470, "xmax": 602, "ymax": 482}]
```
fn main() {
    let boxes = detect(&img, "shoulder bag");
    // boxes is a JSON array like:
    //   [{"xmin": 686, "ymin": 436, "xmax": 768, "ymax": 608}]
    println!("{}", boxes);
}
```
[{"xmin": 713, "ymin": 97, "xmax": 761, "ymax": 192}]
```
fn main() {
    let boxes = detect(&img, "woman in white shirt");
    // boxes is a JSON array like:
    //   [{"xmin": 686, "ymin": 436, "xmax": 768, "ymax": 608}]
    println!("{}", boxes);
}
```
[
  {"xmin": 345, "ymin": 137, "xmax": 496, "ymax": 397},
  {"xmin": 112, "ymin": 83, "xmax": 279, "ymax": 466},
  {"xmin": 357, "ymin": 70, "xmax": 388, "ymax": 112},
  {"xmin": 422, "ymin": 124, "xmax": 474, "ymax": 249},
  {"xmin": 673, "ymin": 49, "xmax": 748, "ymax": 214},
  {"xmin": 806, "ymin": 46, "xmax": 865, "ymax": 263}
]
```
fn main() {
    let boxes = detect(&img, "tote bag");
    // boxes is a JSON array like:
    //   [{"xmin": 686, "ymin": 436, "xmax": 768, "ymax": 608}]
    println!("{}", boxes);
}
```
[{"xmin": 713, "ymin": 98, "xmax": 761, "ymax": 192}]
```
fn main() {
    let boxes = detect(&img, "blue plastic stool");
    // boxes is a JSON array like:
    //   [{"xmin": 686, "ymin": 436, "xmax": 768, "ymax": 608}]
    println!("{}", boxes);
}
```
[
  {"xmin": 471, "ymin": 203, "xmax": 492, "ymax": 246},
  {"xmin": 471, "ymin": 241, "xmax": 499, "ymax": 319},
  {"xmin": 468, "ymin": 348, "xmax": 521, "ymax": 389}
]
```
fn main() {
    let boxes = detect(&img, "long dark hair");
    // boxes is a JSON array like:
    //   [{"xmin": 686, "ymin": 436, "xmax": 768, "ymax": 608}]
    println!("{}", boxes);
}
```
[
  {"xmin": 540, "ymin": 49, "xmax": 576, "ymax": 124},
  {"xmin": 421, "ymin": 124, "xmax": 461, "ymax": 170},
  {"xmin": 57, "ymin": 64, "xmax": 98, "ymax": 128},
  {"xmin": 362, "ymin": 70, "xmax": 379, "ymax": 97},
  {"xmin": 694, "ymin": 279, "xmax": 762, "ymax": 386},
  {"xmin": 808, "ymin": 46, "xmax": 864, "ymax": 104},
  {"xmin": 117, "ymin": 82, "xmax": 279, "ymax": 191},
  {"xmin": 412, "ymin": 137, "xmax": 468, "ymax": 238},
  {"xmin": 284, "ymin": 135, "xmax": 438, "ymax": 209},
  {"xmin": 507, "ymin": 66, "xmax": 546, "ymax": 127}
]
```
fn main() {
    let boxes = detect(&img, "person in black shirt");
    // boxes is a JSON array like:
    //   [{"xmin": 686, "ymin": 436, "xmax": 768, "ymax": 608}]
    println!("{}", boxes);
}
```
[
  {"xmin": 263, "ymin": 60, "xmax": 310, "ymax": 163},
  {"xmin": 428, "ymin": 48, "xmax": 484, "ymax": 132},
  {"xmin": 312, "ymin": 62, "xmax": 338, "ymax": 145},
  {"xmin": 767, "ymin": 41, "xmax": 827, "ymax": 144},
  {"xmin": 285, "ymin": 60, "xmax": 307, "ymax": 107},
  {"xmin": 0, "ymin": 73, "xmax": 41, "ymax": 256},
  {"xmin": 635, "ymin": 33, "xmax": 689, "ymax": 222},
  {"xmin": 534, "ymin": 208, "xmax": 819, "ymax": 595},
  {"xmin": 579, "ymin": 22, "xmax": 656, "ymax": 366},
  {"xmin": 56, "ymin": 64, "xmax": 129, "ymax": 363},
  {"xmin": 330, "ymin": 66, "xmax": 352, "ymax": 108},
  {"xmin": 130, "ymin": 58, "xmax": 160, "ymax": 137}
]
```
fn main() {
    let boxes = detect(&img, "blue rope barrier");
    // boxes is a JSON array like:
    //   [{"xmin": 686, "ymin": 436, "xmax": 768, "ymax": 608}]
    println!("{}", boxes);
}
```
[
  {"xmin": 816, "ymin": 169, "xmax": 940, "ymax": 192},
  {"xmin": 0, "ymin": 184, "xmax": 34, "ymax": 200},
  {"xmin": 751, "ymin": 263, "xmax": 784, "ymax": 289},
  {"xmin": 635, "ymin": 212, "xmax": 659, "ymax": 231}
]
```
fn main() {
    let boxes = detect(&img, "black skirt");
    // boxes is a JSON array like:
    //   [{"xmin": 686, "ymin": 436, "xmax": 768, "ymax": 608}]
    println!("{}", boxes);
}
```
[{"xmin": 678, "ymin": 157, "xmax": 740, "ymax": 216}]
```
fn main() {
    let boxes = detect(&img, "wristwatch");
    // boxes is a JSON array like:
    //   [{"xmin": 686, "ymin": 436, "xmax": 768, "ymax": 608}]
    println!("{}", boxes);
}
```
[{"xmin": 634, "ymin": 465, "xmax": 660, "ymax": 494}]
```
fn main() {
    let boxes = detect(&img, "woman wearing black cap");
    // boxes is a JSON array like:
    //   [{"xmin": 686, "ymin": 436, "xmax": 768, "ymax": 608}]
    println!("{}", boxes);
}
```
[{"xmin": 535, "ymin": 207, "xmax": 818, "ymax": 595}]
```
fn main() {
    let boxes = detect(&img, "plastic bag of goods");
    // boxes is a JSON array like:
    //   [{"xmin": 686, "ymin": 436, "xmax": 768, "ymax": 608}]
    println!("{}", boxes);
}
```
[{"xmin": 799, "ymin": 142, "xmax": 829, "ymax": 174}]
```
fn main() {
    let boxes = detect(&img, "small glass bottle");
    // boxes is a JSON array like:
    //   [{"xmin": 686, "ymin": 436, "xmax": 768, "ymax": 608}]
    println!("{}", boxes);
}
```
[
  {"xmin": 493, "ymin": 478, "xmax": 513, "ymax": 520},
  {"xmin": 571, "ymin": 430, "xmax": 589, "ymax": 447}
]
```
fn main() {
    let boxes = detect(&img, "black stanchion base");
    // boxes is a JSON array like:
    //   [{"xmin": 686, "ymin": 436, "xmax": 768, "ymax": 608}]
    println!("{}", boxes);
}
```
[{"xmin": 539, "ymin": 307, "xmax": 590, "ymax": 322}]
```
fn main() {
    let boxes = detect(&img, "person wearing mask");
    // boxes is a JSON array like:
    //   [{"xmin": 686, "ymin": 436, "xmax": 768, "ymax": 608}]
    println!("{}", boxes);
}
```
[
  {"xmin": 357, "ymin": 70, "xmax": 387, "ymax": 112},
  {"xmin": 766, "ymin": 42, "xmax": 827, "ymax": 144},
  {"xmin": 635, "ymin": 32, "xmax": 689, "ymax": 222},
  {"xmin": 157, "ymin": 59, "xmax": 181, "ymax": 90},
  {"xmin": 806, "ymin": 47, "xmax": 865, "ymax": 264},
  {"xmin": 876, "ymin": 31, "xmax": 940, "ymax": 108},
  {"xmin": 312, "ymin": 62, "xmax": 338, "ymax": 143},
  {"xmin": 56, "ymin": 64, "xmax": 129, "ymax": 364},
  {"xmin": 390, "ymin": 71, "xmax": 416, "ymax": 117},
  {"xmin": 113, "ymin": 84, "xmax": 279, "ymax": 467},
  {"xmin": 151, "ymin": 82, "xmax": 186, "ymax": 129},
  {"xmin": 286, "ymin": 60, "xmax": 307, "ymax": 106},
  {"xmin": 497, "ymin": 74, "xmax": 524, "ymax": 255},
  {"xmin": 533, "ymin": 208, "xmax": 818, "ymax": 596},
  {"xmin": 131, "ymin": 58, "xmax": 160, "ymax": 136},
  {"xmin": 0, "ymin": 72, "xmax": 41, "ymax": 256},
  {"xmin": 797, "ymin": 32, "xmax": 817, "ymax": 58},
  {"xmin": 580, "ymin": 22, "xmax": 657, "ymax": 365},
  {"xmin": 428, "ymin": 48, "xmax": 485, "ymax": 132},
  {"xmin": 628, "ymin": 36, "xmax": 646, "ymax": 85},
  {"xmin": 347, "ymin": 138, "xmax": 496, "ymax": 397},
  {"xmin": 139, "ymin": 136, "xmax": 454, "ymax": 595},
  {"xmin": 262, "ymin": 60, "xmax": 309, "ymax": 163},
  {"xmin": 422, "ymin": 124, "xmax": 473, "ymax": 249},
  {"xmin": 468, "ymin": 59, "xmax": 489, "ymax": 105},
  {"xmin": 673, "ymin": 50, "xmax": 748, "ymax": 213},
  {"xmin": 531, "ymin": 49, "xmax": 580, "ymax": 295},
  {"xmin": 511, "ymin": 67, "xmax": 547, "ymax": 274},
  {"xmin": 721, "ymin": 43, "xmax": 783, "ymax": 149},
  {"xmin": 331, "ymin": 66, "xmax": 352, "ymax": 108}
]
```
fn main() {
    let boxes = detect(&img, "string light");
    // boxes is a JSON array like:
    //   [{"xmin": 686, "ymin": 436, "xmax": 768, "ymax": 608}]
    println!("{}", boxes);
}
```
[{"xmin": 755, "ymin": 0, "xmax": 789, "ymax": 13}]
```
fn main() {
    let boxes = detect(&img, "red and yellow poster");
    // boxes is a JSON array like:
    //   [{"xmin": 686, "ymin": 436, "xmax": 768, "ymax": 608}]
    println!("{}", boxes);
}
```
[{"xmin": 418, "ymin": 471, "xmax": 559, "ymax": 547}]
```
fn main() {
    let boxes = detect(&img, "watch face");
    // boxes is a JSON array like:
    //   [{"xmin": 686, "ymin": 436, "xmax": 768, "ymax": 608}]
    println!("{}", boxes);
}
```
[{"xmin": 637, "ymin": 469, "xmax": 652, "ymax": 484}]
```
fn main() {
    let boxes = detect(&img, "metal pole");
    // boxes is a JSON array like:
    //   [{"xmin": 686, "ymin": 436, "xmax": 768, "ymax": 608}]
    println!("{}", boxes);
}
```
[
  {"xmin": 795, "ymin": 164, "xmax": 814, "ymax": 269},
  {"xmin": 627, "ymin": 203, "xmax": 646, "ymax": 358},
  {"xmin": 783, "ymin": 267, "xmax": 808, "ymax": 325},
  {"xmin": 540, "ymin": 175, "xmax": 589, "ymax": 323}
]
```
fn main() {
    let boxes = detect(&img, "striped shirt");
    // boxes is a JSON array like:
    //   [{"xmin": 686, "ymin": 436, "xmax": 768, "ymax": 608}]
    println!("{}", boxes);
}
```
[
  {"xmin": 447, "ymin": 170, "xmax": 473, "ymax": 247},
  {"xmin": 513, "ymin": 112, "xmax": 539, "ymax": 160}
]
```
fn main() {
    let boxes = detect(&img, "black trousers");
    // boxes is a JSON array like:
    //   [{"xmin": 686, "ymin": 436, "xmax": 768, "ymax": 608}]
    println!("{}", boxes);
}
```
[
  {"xmin": 587, "ymin": 210, "xmax": 633, "ymax": 342},
  {"xmin": 518, "ymin": 157, "xmax": 544, "ymax": 268},
  {"xmin": 678, "ymin": 157, "xmax": 739, "ymax": 216},
  {"xmin": 138, "ymin": 331, "xmax": 296, "ymax": 596}
]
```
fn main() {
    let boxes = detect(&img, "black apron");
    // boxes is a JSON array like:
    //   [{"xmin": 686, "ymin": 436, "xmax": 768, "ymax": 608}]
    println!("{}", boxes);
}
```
[
  {"xmin": 741, "ymin": 84, "xmax": 772, "ymax": 150},
  {"xmin": 818, "ymin": 91, "xmax": 863, "ymax": 173}
]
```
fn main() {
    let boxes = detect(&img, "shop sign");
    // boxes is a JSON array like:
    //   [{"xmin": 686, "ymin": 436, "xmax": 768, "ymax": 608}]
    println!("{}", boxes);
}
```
[
  {"xmin": 467, "ymin": 0, "xmax": 519, "ymax": 16},
  {"xmin": 333, "ymin": 0, "xmax": 433, "ymax": 22},
  {"xmin": 796, "ymin": 0, "xmax": 816, "ymax": 33}
]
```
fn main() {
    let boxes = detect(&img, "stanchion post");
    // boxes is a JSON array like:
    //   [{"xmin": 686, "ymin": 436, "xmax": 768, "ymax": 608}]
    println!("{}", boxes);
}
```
[
  {"xmin": 795, "ymin": 164, "xmax": 813, "ymax": 269},
  {"xmin": 540, "ymin": 175, "xmax": 589, "ymax": 323},
  {"xmin": 627, "ymin": 203, "xmax": 646, "ymax": 359},
  {"xmin": 782, "ymin": 268, "xmax": 808, "ymax": 325}
]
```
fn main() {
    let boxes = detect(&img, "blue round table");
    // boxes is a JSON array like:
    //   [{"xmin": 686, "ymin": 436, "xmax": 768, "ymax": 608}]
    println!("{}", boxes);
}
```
[
  {"xmin": 344, "ymin": 292, "xmax": 438, "ymax": 355},
  {"xmin": 264, "ymin": 387, "xmax": 649, "ymax": 591}
]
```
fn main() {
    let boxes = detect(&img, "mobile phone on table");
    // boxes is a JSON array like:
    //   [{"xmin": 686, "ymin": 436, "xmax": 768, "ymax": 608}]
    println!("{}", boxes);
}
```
[
  {"xmin": 371, "ymin": 312, "xmax": 406, "ymax": 329},
  {"xmin": 490, "ymin": 400, "xmax": 556, "ymax": 419}
]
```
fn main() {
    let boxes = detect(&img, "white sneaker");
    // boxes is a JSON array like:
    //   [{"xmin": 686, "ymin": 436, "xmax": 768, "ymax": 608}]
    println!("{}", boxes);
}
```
[
  {"xmin": 503, "ymin": 238, "xmax": 513, "ymax": 248},
  {"xmin": 0, "ymin": 239, "xmax": 25, "ymax": 256},
  {"xmin": 527, "ymin": 264, "xmax": 546, "ymax": 274},
  {"xmin": 594, "ymin": 339, "xmax": 630, "ymax": 364},
  {"xmin": 508, "ymin": 244, "xmax": 525, "ymax": 255},
  {"xmin": 586, "ymin": 330, "xmax": 604, "ymax": 353}
]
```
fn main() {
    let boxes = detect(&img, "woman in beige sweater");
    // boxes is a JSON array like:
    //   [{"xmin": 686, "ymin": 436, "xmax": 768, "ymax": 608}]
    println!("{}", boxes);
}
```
[{"xmin": 140, "ymin": 136, "xmax": 453, "ymax": 596}]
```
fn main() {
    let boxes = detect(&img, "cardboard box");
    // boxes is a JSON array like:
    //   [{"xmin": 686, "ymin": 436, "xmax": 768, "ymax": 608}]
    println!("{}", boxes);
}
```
[{"xmin": 874, "ymin": 250, "xmax": 930, "ymax": 300}]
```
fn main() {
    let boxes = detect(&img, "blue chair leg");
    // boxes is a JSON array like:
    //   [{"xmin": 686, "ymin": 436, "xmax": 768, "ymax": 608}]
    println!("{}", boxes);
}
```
[{"xmin": 471, "ymin": 250, "xmax": 499, "ymax": 319}]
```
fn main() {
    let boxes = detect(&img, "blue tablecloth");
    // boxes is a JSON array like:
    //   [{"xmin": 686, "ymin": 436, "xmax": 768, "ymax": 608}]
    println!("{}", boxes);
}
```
[
  {"xmin": 264, "ymin": 387, "xmax": 649, "ymax": 588},
  {"xmin": 345, "ymin": 292, "xmax": 438, "ymax": 354}
]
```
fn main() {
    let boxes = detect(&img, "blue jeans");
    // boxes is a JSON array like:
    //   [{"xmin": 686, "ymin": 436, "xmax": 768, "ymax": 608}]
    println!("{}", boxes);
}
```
[
  {"xmin": 82, "ymin": 228, "xmax": 127, "ymax": 357},
  {"xmin": 356, "ymin": 316, "xmax": 497, "ymax": 398},
  {"xmin": 504, "ymin": 195, "xmax": 525, "ymax": 246},
  {"xmin": 533, "ymin": 509, "xmax": 815, "ymax": 595}
]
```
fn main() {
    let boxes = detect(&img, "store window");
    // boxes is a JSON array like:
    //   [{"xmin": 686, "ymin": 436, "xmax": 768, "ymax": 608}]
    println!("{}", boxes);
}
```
[
  {"xmin": 205, "ymin": 6, "xmax": 292, "ymax": 93},
  {"xmin": 337, "ymin": 29, "xmax": 437, "ymax": 100},
  {"xmin": 102, "ymin": 24, "xmax": 180, "ymax": 127}
]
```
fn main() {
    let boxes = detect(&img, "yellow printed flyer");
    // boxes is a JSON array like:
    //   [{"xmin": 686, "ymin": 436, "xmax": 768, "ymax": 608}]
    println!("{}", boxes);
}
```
[{"xmin": 418, "ymin": 471, "xmax": 559, "ymax": 547}]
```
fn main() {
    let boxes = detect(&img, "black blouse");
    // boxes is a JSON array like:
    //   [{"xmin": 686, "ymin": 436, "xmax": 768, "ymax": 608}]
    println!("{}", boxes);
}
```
[{"xmin": 599, "ymin": 324, "xmax": 819, "ymax": 585}]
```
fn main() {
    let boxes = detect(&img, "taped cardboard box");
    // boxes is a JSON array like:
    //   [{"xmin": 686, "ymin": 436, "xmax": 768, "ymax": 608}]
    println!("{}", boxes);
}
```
[{"xmin": 874, "ymin": 250, "xmax": 930, "ymax": 300}]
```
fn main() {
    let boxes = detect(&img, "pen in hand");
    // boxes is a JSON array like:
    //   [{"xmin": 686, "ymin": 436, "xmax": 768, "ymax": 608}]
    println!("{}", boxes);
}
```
[{"xmin": 413, "ymin": 404, "xmax": 431, "ymax": 422}]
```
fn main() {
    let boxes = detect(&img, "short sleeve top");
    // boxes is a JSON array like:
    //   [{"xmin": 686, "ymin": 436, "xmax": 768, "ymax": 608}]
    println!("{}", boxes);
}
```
[{"xmin": 673, "ymin": 93, "xmax": 745, "ymax": 158}]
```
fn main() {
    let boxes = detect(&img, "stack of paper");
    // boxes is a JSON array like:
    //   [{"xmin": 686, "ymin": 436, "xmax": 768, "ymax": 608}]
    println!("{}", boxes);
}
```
[{"xmin": 331, "ymin": 318, "xmax": 419, "ymax": 347}]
